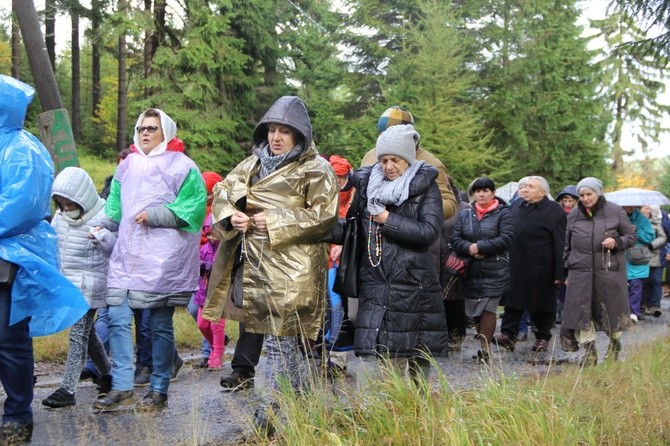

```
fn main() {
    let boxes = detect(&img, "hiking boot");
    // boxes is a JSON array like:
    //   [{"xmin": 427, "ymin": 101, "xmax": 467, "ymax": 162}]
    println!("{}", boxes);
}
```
[
  {"xmin": 171, "ymin": 355, "xmax": 184, "ymax": 381},
  {"xmin": 580, "ymin": 342, "xmax": 598, "ymax": 367},
  {"xmin": 42, "ymin": 387, "xmax": 75, "ymax": 408},
  {"xmin": 134, "ymin": 366, "xmax": 152, "ymax": 387},
  {"xmin": 220, "ymin": 371, "xmax": 254, "ymax": 392},
  {"xmin": 97, "ymin": 374, "xmax": 113, "ymax": 397},
  {"xmin": 0, "ymin": 421, "xmax": 33, "ymax": 444},
  {"xmin": 605, "ymin": 338, "xmax": 622, "ymax": 361},
  {"xmin": 193, "ymin": 357, "xmax": 210, "ymax": 369},
  {"xmin": 531, "ymin": 339, "xmax": 550, "ymax": 352},
  {"xmin": 91, "ymin": 390, "xmax": 134, "ymax": 411},
  {"xmin": 493, "ymin": 333, "xmax": 516, "ymax": 352},
  {"xmin": 79, "ymin": 368, "xmax": 100, "ymax": 385},
  {"xmin": 135, "ymin": 391, "xmax": 168, "ymax": 412},
  {"xmin": 252, "ymin": 404, "xmax": 277, "ymax": 437}
]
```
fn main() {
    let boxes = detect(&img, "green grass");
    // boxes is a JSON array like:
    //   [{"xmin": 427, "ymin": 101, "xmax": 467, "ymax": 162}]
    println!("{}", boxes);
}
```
[
  {"xmin": 256, "ymin": 338, "xmax": 670, "ymax": 445},
  {"xmin": 33, "ymin": 309, "xmax": 239, "ymax": 362}
]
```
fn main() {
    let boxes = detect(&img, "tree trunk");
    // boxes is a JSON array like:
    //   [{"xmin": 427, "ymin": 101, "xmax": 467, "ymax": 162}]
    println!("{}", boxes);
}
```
[
  {"xmin": 117, "ymin": 0, "xmax": 128, "ymax": 153},
  {"xmin": 71, "ymin": 8, "xmax": 81, "ymax": 142},
  {"xmin": 13, "ymin": 0, "xmax": 78, "ymax": 172},
  {"xmin": 45, "ymin": 0, "xmax": 56, "ymax": 73},
  {"xmin": 91, "ymin": 0, "xmax": 101, "ymax": 120},
  {"xmin": 11, "ymin": 6, "xmax": 20, "ymax": 78},
  {"xmin": 143, "ymin": 0, "xmax": 153, "ymax": 96}
]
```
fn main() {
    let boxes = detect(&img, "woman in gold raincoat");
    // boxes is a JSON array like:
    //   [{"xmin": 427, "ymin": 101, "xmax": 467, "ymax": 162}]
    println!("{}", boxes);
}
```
[{"xmin": 203, "ymin": 96, "xmax": 338, "ymax": 434}]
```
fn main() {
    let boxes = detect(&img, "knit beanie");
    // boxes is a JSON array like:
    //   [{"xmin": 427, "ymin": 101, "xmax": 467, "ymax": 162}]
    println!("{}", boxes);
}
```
[
  {"xmin": 202, "ymin": 171, "xmax": 223, "ymax": 194},
  {"xmin": 377, "ymin": 106, "xmax": 414, "ymax": 133},
  {"xmin": 375, "ymin": 124, "xmax": 419, "ymax": 164},
  {"xmin": 328, "ymin": 154, "xmax": 353, "ymax": 176},
  {"xmin": 576, "ymin": 177, "xmax": 603, "ymax": 197}
]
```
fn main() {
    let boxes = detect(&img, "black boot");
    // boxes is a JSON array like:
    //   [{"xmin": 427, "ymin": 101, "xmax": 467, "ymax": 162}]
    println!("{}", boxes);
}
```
[
  {"xmin": 581, "ymin": 341, "xmax": 597, "ymax": 366},
  {"xmin": 605, "ymin": 338, "xmax": 622, "ymax": 361}
]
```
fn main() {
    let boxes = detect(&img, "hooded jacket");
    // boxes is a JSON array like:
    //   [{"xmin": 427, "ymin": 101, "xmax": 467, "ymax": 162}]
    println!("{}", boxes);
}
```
[
  {"xmin": 204, "ymin": 96, "xmax": 339, "ymax": 339},
  {"xmin": 0, "ymin": 75, "xmax": 88, "ymax": 336},
  {"xmin": 104, "ymin": 108, "xmax": 206, "ymax": 305},
  {"xmin": 51, "ymin": 167, "xmax": 116, "ymax": 309}
]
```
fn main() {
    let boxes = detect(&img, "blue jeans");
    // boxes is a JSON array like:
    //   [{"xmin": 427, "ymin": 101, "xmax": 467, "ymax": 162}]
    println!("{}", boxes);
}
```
[
  {"xmin": 629, "ymin": 278, "xmax": 644, "ymax": 316},
  {"xmin": 147, "ymin": 306, "xmax": 175, "ymax": 394},
  {"xmin": 518, "ymin": 311, "xmax": 530, "ymax": 334},
  {"xmin": 134, "ymin": 309, "xmax": 153, "ymax": 369},
  {"xmin": 0, "ymin": 287, "xmax": 33, "ymax": 424},
  {"xmin": 83, "ymin": 307, "xmax": 109, "ymax": 377},
  {"xmin": 187, "ymin": 295, "xmax": 211, "ymax": 358},
  {"xmin": 107, "ymin": 296, "xmax": 135, "ymax": 392}
]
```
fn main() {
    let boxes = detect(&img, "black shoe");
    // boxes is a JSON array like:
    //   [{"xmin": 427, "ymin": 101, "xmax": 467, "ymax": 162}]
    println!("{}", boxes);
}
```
[
  {"xmin": 42, "ymin": 387, "xmax": 75, "ymax": 408},
  {"xmin": 0, "ymin": 421, "xmax": 33, "ymax": 444},
  {"xmin": 473, "ymin": 349, "xmax": 490, "ymax": 364},
  {"xmin": 253, "ymin": 404, "xmax": 276, "ymax": 437},
  {"xmin": 493, "ymin": 333, "xmax": 516, "ymax": 352},
  {"xmin": 135, "ymin": 391, "xmax": 168, "ymax": 412},
  {"xmin": 79, "ymin": 368, "xmax": 100, "ymax": 385},
  {"xmin": 220, "ymin": 371, "xmax": 254, "ymax": 392},
  {"xmin": 97, "ymin": 374, "xmax": 113, "ymax": 397},
  {"xmin": 193, "ymin": 357, "xmax": 210, "ymax": 369},
  {"xmin": 91, "ymin": 390, "xmax": 134, "ymax": 411},
  {"xmin": 134, "ymin": 366, "xmax": 152, "ymax": 387},
  {"xmin": 171, "ymin": 355, "xmax": 184, "ymax": 381}
]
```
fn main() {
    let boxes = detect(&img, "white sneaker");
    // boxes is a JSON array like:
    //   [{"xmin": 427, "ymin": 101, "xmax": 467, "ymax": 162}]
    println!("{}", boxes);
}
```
[{"xmin": 630, "ymin": 314, "xmax": 638, "ymax": 323}]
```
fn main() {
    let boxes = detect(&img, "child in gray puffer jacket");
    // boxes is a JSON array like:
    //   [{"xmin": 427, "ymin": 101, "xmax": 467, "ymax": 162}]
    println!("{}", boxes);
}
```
[{"xmin": 42, "ymin": 167, "xmax": 117, "ymax": 408}]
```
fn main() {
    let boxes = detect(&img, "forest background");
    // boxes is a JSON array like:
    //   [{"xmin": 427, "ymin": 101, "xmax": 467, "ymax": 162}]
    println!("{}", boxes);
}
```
[{"xmin": 0, "ymin": 0, "xmax": 669, "ymax": 196}]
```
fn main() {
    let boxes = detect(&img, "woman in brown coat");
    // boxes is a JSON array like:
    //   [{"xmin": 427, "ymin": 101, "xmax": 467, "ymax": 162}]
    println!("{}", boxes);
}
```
[{"xmin": 560, "ymin": 177, "xmax": 637, "ymax": 364}]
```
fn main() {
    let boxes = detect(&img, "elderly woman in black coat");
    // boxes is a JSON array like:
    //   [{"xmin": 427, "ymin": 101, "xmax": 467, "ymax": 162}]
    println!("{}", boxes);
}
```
[
  {"xmin": 334, "ymin": 124, "xmax": 447, "ymax": 390},
  {"xmin": 451, "ymin": 177, "xmax": 513, "ymax": 363}
]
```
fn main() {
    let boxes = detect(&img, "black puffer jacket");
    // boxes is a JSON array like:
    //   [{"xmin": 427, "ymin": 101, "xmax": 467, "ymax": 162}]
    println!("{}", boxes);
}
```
[
  {"xmin": 349, "ymin": 163, "xmax": 448, "ymax": 358},
  {"xmin": 451, "ymin": 199, "xmax": 513, "ymax": 299}
]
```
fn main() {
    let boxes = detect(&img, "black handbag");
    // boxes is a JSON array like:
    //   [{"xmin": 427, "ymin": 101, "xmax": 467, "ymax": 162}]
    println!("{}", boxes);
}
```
[
  {"xmin": 0, "ymin": 259, "xmax": 17, "ymax": 288},
  {"xmin": 333, "ymin": 216, "xmax": 362, "ymax": 298}
]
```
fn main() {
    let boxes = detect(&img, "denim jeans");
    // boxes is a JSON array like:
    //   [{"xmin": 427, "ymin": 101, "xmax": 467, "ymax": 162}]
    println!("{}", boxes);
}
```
[
  {"xmin": 107, "ymin": 296, "xmax": 135, "ymax": 392},
  {"xmin": 628, "ymin": 278, "xmax": 644, "ymax": 316},
  {"xmin": 0, "ymin": 287, "xmax": 33, "ymax": 424},
  {"xmin": 134, "ymin": 309, "xmax": 153, "ymax": 369},
  {"xmin": 187, "ymin": 294, "xmax": 211, "ymax": 358},
  {"xmin": 148, "ymin": 306, "xmax": 175, "ymax": 394}
]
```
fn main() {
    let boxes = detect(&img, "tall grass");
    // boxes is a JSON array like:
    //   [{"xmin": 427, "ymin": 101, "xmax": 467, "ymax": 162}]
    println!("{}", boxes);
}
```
[
  {"xmin": 260, "ymin": 338, "xmax": 670, "ymax": 445},
  {"xmin": 33, "ymin": 309, "xmax": 239, "ymax": 362}
]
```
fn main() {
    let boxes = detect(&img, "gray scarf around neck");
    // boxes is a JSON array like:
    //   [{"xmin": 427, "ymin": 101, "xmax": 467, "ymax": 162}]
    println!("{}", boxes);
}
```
[
  {"xmin": 366, "ymin": 161, "xmax": 424, "ymax": 215},
  {"xmin": 257, "ymin": 142, "xmax": 304, "ymax": 178}
]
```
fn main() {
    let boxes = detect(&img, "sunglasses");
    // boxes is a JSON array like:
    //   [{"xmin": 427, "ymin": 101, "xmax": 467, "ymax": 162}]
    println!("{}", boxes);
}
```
[{"xmin": 136, "ymin": 125, "xmax": 160, "ymax": 134}]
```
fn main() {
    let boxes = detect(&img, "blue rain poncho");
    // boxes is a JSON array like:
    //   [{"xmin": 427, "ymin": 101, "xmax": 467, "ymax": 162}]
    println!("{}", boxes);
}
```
[{"xmin": 0, "ymin": 75, "xmax": 88, "ymax": 336}]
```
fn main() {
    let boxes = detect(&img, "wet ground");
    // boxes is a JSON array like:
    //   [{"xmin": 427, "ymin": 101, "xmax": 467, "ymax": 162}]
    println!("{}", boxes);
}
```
[{"xmin": 10, "ymin": 299, "xmax": 670, "ymax": 445}]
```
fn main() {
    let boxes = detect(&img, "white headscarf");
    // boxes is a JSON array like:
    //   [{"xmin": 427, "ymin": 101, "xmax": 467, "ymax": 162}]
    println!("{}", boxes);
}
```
[{"xmin": 132, "ymin": 108, "xmax": 177, "ymax": 157}]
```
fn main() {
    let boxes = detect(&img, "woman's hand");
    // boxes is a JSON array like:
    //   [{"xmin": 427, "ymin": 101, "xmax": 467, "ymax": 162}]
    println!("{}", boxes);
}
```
[
  {"xmin": 252, "ymin": 212, "xmax": 267, "ymax": 233},
  {"xmin": 331, "ymin": 245, "xmax": 343, "ymax": 262},
  {"xmin": 372, "ymin": 210, "xmax": 389, "ymax": 225},
  {"xmin": 602, "ymin": 237, "xmax": 616, "ymax": 250},
  {"xmin": 231, "ymin": 211, "xmax": 250, "ymax": 233},
  {"xmin": 468, "ymin": 243, "xmax": 479, "ymax": 256},
  {"xmin": 135, "ymin": 211, "xmax": 149, "ymax": 226}
]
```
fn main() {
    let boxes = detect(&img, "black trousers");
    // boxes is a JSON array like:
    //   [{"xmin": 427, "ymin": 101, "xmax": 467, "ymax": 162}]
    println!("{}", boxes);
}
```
[
  {"xmin": 230, "ymin": 322, "xmax": 264, "ymax": 377},
  {"xmin": 443, "ymin": 299, "xmax": 467, "ymax": 339},
  {"xmin": 500, "ymin": 306, "xmax": 554, "ymax": 341}
]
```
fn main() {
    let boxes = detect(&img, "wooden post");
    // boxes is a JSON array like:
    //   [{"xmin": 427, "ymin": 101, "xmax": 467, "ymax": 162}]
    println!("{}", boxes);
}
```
[{"xmin": 13, "ymin": 0, "xmax": 79, "ymax": 172}]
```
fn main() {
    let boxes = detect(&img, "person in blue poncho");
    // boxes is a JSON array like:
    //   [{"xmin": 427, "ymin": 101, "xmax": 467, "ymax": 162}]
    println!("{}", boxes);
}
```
[{"xmin": 0, "ymin": 75, "xmax": 88, "ymax": 444}]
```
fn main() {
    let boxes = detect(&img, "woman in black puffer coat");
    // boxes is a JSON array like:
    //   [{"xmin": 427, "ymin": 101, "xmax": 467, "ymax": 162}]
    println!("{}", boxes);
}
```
[
  {"xmin": 451, "ymin": 177, "xmax": 513, "ymax": 363},
  {"xmin": 333, "ymin": 124, "xmax": 446, "ymax": 390}
]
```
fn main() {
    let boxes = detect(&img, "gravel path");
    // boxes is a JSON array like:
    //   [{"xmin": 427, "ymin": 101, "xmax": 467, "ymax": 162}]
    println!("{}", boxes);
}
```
[{"xmin": 10, "ymin": 299, "xmax": 670, "ymax": 445}]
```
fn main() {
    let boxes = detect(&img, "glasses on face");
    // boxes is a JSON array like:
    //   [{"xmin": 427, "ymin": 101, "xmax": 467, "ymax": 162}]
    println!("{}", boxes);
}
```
[{"xmin": 136, "ymin": 125, "xmax": 159, "ymax": 134}]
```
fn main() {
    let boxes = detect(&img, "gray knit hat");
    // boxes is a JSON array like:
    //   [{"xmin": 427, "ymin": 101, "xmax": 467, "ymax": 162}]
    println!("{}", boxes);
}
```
[
  {"xmin": 576, "ymin": 177, "xmax": 603, "ymax": 197},
  {"xmin": 375, "ymin": 124, "xmax": 419, "ymax": 164}
]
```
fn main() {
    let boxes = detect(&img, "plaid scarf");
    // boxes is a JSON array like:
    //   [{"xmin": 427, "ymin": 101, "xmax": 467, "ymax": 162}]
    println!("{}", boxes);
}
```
[{"xmin": 257, "ymin": 142, "xmax": 304, "ymax": 179}]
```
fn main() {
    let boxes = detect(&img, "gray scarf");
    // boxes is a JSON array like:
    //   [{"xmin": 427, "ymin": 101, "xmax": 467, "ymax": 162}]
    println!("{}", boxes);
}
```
[
  {"xmin": 257, "ymin": 142, "xmax": 304, "ymax": 179},
  {"xmin": 366, "ymin": 161, "xmax": 424, "ymax": 215}
]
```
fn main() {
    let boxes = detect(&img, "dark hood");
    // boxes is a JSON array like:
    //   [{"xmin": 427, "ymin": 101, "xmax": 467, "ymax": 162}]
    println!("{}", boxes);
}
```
[{"xmin": 252, "ymin": 96, "xmax": 312, "ymax": 149}]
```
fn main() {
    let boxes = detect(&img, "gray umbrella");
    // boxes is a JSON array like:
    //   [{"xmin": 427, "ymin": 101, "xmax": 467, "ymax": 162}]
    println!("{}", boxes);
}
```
[{"xmin": 604, "ymin": 187, "xmax": 670, "ymax": 206}]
